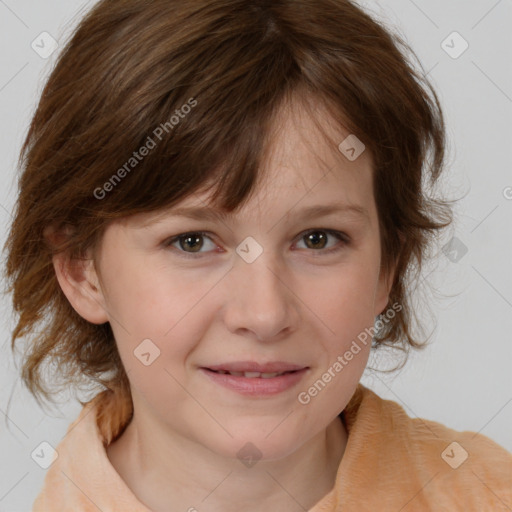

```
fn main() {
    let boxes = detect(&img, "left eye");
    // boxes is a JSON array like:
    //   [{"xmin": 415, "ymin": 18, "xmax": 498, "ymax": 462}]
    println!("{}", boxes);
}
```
[{"xmin": 295, "ymin": 229, "xmax": 348, "ymax": 251}]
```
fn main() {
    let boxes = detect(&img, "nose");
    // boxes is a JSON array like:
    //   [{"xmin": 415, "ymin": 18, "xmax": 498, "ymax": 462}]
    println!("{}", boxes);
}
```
[{"xmin": 222, "ymin": 251, "xmax": 299, "ymax": 342}]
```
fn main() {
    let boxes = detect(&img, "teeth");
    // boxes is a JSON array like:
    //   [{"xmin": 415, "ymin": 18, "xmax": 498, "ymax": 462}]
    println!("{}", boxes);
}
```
[
  {"xmin": 244, "ymin": 372, "xmax": 263, "ymax": 378},
  {"xmin": 243, "ymin": 371, "xmax": 282, "ymax": 378},
  {"xmin": 214, "ymin": 370, "xmax": 286, "ymax": 378},
  {"xmin": 241, "ymin": 371, "xmax": 286, "ymax": 378}
]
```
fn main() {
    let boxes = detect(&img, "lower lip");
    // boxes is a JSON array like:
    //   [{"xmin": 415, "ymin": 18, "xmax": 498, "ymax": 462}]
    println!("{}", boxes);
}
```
[{"xmin": 200, "ymin": 368, "xmax": 308, "ymax": 396}]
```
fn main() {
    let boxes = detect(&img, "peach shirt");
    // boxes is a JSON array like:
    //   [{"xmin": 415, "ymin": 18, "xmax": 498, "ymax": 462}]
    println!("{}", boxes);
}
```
[{"xmin": 32, "ymin": 383, "xmax": 512, "ymax": 511}]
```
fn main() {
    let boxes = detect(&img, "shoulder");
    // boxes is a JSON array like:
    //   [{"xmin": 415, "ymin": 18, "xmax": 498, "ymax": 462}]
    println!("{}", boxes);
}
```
[
  {"xmin": 406, "ymin": 406, "xmax": 511, "ymax": 507},
  {"xmin": 341, "ymin": 384, "xmax": 512, "ymax": 510},
  {"xmin": 32, "ymin": 389, "xmax": 137, "ymax": 511}
]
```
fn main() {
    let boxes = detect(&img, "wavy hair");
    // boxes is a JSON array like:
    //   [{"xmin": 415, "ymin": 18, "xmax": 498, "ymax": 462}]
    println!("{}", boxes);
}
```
[{"xmin": 4, "ymin": 0, "xmax": 453, "ymax": 407}]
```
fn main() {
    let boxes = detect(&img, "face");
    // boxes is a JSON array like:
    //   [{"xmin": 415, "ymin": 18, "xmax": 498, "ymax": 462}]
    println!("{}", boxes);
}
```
[{"xmin": 67, "ymin": 100, "xmax": 394, "ymax": 462}]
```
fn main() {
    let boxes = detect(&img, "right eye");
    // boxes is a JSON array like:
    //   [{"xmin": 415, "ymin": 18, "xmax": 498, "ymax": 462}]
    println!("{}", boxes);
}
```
[{"xmin": 162, "ymin": 231, "xmax": 219, "ymax": 258}]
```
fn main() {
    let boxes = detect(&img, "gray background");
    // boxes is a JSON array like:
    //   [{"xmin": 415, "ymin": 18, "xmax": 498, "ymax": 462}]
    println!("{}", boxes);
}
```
[{"xmin": 0, "ymin": 0, "xmax": 511, "ymax": 510}]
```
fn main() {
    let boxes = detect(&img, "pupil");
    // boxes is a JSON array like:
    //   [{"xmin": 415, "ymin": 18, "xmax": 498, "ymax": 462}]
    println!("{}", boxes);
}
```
[
  {"xmin": 182, "ymin": 234, "xmax": 202, "ymax": 252},
  {"xmin": 307, "ymin": 231, "xmax": 326, "ymax": 249}
]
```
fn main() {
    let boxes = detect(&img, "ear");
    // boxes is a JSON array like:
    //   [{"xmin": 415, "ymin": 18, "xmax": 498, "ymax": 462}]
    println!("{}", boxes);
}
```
[
  {"xmin": 374, "ymin": 233, "xmax": 405, "ymax": 316},
  {"xmin": 44, "ymin": 225, "xmax": 109, "ymax": 324},
  {"xmin": 374, "ymin": 261, "xmax": 396, "ymax": 317}
]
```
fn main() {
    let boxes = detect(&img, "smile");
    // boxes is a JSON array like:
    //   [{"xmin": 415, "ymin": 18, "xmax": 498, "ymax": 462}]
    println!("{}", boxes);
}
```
[
  {"xmin": 209, "ymin": 370, "xmax": 295, "ymax": 378},
  {"xmin": 200, "ymin": 367, "xmax": 309, "ymax": 396}
]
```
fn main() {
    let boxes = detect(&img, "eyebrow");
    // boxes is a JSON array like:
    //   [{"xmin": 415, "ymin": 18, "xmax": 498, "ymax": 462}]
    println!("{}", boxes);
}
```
[{"xmin": 166, "ymin": 203, "xmax": 370, "ymax": 223}]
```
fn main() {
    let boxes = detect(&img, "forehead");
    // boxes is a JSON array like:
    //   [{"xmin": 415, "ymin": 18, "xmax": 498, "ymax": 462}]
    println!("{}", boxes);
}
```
[
  {"xmin": 127, "ymin": 96, "xmax": 375, "ymax": 228},
  {"xmin": 259, "ymin": 97, "xmax": 372, "ymax": 198}
]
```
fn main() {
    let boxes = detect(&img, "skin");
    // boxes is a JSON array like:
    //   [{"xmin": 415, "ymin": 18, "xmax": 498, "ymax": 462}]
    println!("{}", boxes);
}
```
[{"xmin": 52, "ymin": 98, "xmax": 395, "ymax": 512}]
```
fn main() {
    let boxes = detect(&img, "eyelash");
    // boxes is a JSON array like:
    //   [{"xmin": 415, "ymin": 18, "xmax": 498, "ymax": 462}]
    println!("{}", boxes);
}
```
[{"xmin": 162, "ymin": 229, "xmax": 350, "ymax": 260}]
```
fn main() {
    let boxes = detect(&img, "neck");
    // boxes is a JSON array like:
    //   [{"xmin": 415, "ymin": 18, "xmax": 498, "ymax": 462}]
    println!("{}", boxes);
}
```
[{"xmin": 107, "ymin": 406, "xmax": 347, "ymax": 512}]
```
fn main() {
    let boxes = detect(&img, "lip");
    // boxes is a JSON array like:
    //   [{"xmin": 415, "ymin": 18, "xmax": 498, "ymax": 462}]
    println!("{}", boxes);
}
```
[
  {"xmin": 200, "ymin": 363, "xmax": 309, "ymax": 397},
  {"xmin": 205, "ymin": 361, "xmax": 306, "ymax": 373}
]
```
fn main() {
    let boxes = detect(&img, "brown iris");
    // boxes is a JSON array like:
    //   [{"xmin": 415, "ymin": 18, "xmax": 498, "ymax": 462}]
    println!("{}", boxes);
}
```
[
  {"xmin": 179, "ymin": 234, "xmax": 203, "ymax": 252},
  {"xmin": 304, "ymin": 231, "xmax": 327, "ymax": 249}
]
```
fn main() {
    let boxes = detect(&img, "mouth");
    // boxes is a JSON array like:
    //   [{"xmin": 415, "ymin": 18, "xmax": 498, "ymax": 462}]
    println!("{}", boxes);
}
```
[
  {"xmin": 204, "ymin": 369, "xmax": 299, "ymax": 378},
  {"xmin": 200, "ymin": 362, "xmax": 309, "ymax": 396},
  {"xmin": 204, "ymin": 361, "xmax": 306, "ymax": 373}
]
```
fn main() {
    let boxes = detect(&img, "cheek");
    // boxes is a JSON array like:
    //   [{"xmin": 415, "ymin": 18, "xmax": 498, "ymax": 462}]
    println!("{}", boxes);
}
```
[
  {"xmin": 103, "ymin": 255, "xmax": 213, "ymax": 333},
  {"xmin": 103, "ymin": 260, "xmax": 222, "ymax": 383},
  {"xmin": 304, "ymin": 260, "xmax": 381, "ymax": 332},
  {"xmin": 295, "ymin": 258, "xmax": 379, "ymax": 401},
  {"xmin": 295, "ymin": 270, "xmax": 376, "ymax": 415}
]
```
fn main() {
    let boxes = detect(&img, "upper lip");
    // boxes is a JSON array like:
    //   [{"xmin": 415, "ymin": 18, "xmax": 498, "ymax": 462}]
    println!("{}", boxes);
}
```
[{"xmin": 203, "ymin": 361, "xmax": 307, "ymax": 373}]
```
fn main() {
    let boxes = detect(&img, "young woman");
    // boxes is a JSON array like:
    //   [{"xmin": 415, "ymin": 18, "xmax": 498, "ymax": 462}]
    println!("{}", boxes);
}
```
[{"xmin": 5, "ymin": 1, "xmax": 511, "ymax": 510}]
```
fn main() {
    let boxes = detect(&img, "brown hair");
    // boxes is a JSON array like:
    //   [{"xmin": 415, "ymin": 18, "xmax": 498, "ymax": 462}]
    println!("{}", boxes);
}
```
[{"xmin": 4, "ymin": 0, "xmax": 453, "ymax": 407}]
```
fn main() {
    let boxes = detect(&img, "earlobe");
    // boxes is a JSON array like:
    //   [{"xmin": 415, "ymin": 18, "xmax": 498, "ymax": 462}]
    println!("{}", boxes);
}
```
[{"xmin": 51, "ymin": 246, "xmax": 109, "ymax": 325}]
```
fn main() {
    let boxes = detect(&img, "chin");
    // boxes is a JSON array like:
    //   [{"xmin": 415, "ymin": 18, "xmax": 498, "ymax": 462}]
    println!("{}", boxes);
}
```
[{"xmin": 201, "ymin": 424, "xmax": 305, "ymax": 464}]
